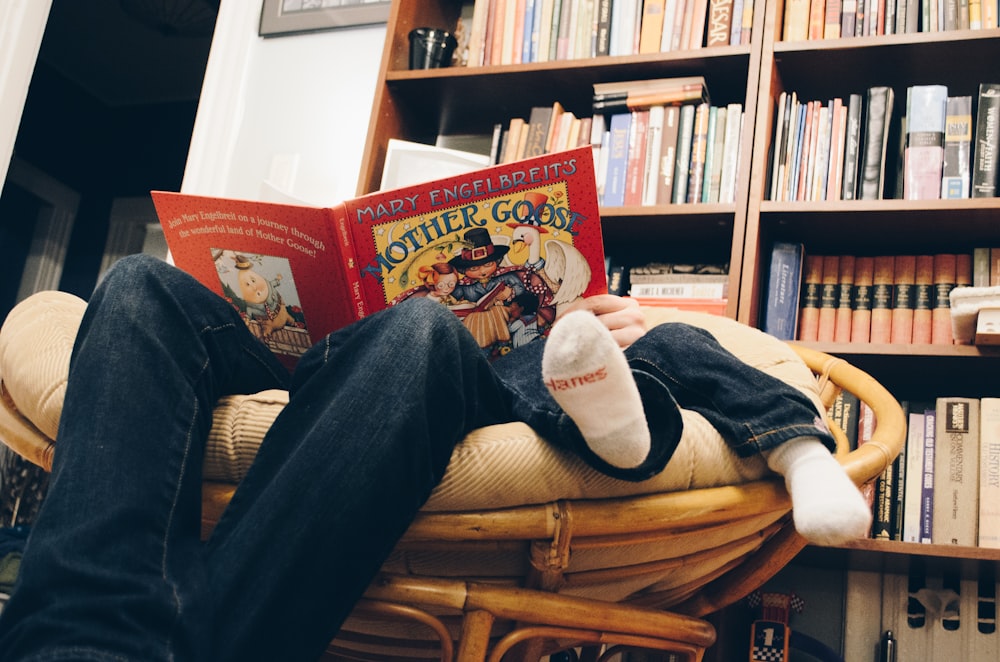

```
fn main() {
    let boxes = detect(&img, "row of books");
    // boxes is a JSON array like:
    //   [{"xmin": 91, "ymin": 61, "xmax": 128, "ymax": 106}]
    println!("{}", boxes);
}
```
[
  {"xmin": 832, "ymin": 393, "xmax": 1000, "ymax": 549},
  {"xmin": 783, "ymin": 0, "xmax": 1000, "ymax": 40},
  {"xmin": 600, "ymin": 101, "xmax": 746, "ymax": 207},
  {"xmin": 768, "ymin": 82, "xmax": 1000, "ymax": 202},
  {"xmin": 464, "ymin": 0, "xmax": 754, "ymax": 67},
  {"xmin": 607, "ymin": 260, "xmax": 731, "ymax": 314},
  {"xmin": 763, "ymin": 243, "xmax": 973, "ymax": 344}
]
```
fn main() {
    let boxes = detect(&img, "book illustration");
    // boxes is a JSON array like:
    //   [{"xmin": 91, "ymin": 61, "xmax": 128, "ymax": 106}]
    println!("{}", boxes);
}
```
[
  {"xmin": 385, "ymin": 190, "xmax": 594, "ymax": 357},
  {"xmin": 213, "ymin": 250, "xmax": 312, "ymax": 359}
]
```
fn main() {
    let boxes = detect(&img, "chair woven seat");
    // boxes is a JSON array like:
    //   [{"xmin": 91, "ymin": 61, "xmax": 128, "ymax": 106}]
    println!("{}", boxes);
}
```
[{"xmin": 0, "ymin": 291, "xmax": 905, "ymax": 662}]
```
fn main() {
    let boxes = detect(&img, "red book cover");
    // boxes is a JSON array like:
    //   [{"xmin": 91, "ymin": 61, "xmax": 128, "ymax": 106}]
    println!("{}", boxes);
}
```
[
  {"xmin": 817, "ymin": 254, "xmax": 840, "ymax": 341},
  {"xmin": 890, "ymin": 255, "xmax": 916, "ymax": 344},
  {"xmin": 798, "ymin": 253, "xmax": 824, "ymax": 341},
  {"xmin": 869, "ymin": 255, "xmax": 895, "ymax": 344},
  {"xmin": 931, "ymin": 253, "xmax": 957, "ymax": 345},
  {"xmin": 834, "ymin": 254, "xmax": 855, "ymax": 342},
  {"xmin": 912, "ymin": 254, "xmax": 934, "ymax": 344},
  {"xmin": 153, "ymin": 147, "xmax": 607, "ymax": 368},
  {"xmin": 850, "ymin": 256, "xmax": 874, "ymax": 342}
]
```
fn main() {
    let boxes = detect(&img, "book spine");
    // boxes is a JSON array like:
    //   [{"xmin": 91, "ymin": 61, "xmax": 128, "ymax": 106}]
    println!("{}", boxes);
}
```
[
  {"xmin": 902, "ymin": 408, "xmax": 927, "ymax": 542},
  {"xmin": 672, "ymin": 103, "xmax": 696, "ymax": 203},
  {"xmin": 784, "ymin": 0, "xmax": 811, "ymax": 39},
  {"xmin": 817, "ymin": 254, "xmax": 840, "ymax": 342},
  {"xmin": 850, "ymin": 255, "xmax": 874, "ymax": 342},
  {"xmin": 890, "ymin": 254, "xmax": 916, "ymax": 344},
  {"xmin": 941, "ymin": 95, "xmax": 973, "ymax": 199},
  {"xmin": 903, "ymin": 84, "xmax": 948, "ymax": 201},
  {"xmin": 595, "ymin": 0, "xmax": 613, "ymax": 55},
  {"xmin": 920, "ymin": 406, "xmax": 936, "ymax": 543},
  {"xmin": 764, "ymin": 242, "xmax": 804, "ymax": 340},
  {"xmin": 834, "ymin": 254, "xmax": 855, "ymax": 342},
  {"xmin": 979, "ymin": 397, "xmax": 1000, "ymax": 548},
  {"xmin": 860, "ymin": 86, "xmax": 894, "ymax": 200},
  {"xmin": 332, "ymin": 206, "xmax": 368, "ymax": 320},
  {"xmin": 931, "ymin": 397, "xmax": 980, "ymax": 546},
  {"xmin": 706, "ymin": 0, "xmax": 735, "ymax": 46},
  {"xmin": 642, "ymin": 105, "xmax": 666, "ymax": 205},
  {"xmin": 972, "ymin": 83, "xmax": 1000, "ymax": 198},
  {"xmin": 912, "ymin": 254, "xmax": 934, "ymax": 343},
  {"xmin": 931, "ymin": 253, "xmax": 957, "ymax": 344},
  {"xmin": 657, "ymin": 106, "xmax": 681, "ymax": 204},
  {"xmin": 870, "ymin": 255, "xmax": 895, "ymax": 343},
  {"xmin": 798, "ymin": 253, "xmax": 823, "ymax": 341},
  {"xmin": 686, "ymin": 103, "xmax": 710, "ymax": 203},
  {"xmin": 603, "ymin": 112, "xmax": 632, "ymax": 206},
  {"xmin": 624, "ymin": 109, "xmax": 650, "ymax": 206},
  {"xmin": 718, "ymin": 103, "xmax": 743, "ymax": 203},
  {"xmin": 842, "ymin": 93, "xmax": 863, "ymax": 200}
]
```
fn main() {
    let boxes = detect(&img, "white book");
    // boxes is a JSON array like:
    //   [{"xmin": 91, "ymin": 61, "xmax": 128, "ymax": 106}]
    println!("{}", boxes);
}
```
[
  {"xmin": 978, "ymin": 397, "xmax": 1000, "ymax": 548},
  {"xmin": 931, "ymin": 396, "xmax": 980, "ymax": 546},
  {"xmin": 901, "ymin": 409, "xmax": 926, "ymax": 542},
  {"xmin": 642, "ymin": 105, "xmax": 665, "ymax": 205},
  {"xmin": 719, "ymin": 103, "xmax": 743, "ymax": 203}
]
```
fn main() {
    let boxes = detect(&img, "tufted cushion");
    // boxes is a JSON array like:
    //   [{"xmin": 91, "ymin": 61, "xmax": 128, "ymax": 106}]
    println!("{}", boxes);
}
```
[{"xmin": 0, "ymin": 292, "xmax": 825, "ymax": 511}]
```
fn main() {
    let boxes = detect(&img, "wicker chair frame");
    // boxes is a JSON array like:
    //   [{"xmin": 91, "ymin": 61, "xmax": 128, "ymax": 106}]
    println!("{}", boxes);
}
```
[{"xmin": 1, "ymin": 337, "xmax": 904, "ymax": 662}]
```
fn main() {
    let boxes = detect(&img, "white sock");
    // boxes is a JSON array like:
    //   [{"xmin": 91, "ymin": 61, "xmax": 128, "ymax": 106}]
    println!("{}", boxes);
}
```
[
  {"xmin": 542, "ymin": 310, "xmax": 651, "ymax": 470},
  {"xmin": 766, "ymin": 436, "xmax": 872, "ymax": 545}
]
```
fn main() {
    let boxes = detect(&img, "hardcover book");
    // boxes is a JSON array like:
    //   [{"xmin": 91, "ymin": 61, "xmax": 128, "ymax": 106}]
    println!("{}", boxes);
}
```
[
  {"xmin": 903, "ymin": 85, "xmax": 948, "ymax": 200},
  {"xmin": 153, "ymin": 147, "xmax": 607, "ymax": 368},
  {"xmin": 797, "ymin": 253, "xmax": 823, "ymax": 342},
  {"xmin": 850, "ymin": 255, "xmax": 874, "ymax": 342},
  {"xmin": 972, "ymin": 83, "xmax": 1000, "ymax": 198},
  {"xmin": 978, "ymin": 397, "xmax": 1000, "ymax": 548},
  {"xmin": 763, "ymin": 241, "xmax": 805, "ymax": 340},
  {"xmin": 931, "ymin": 396, "xmax": 980, "ymax": 547},
  {"xmin": 859, "ymin": 86, "xmax": 895, "ymax": 200},
  {"xmin": 941, "ymin": 95, "xmax": 973, "ymax": 199}
]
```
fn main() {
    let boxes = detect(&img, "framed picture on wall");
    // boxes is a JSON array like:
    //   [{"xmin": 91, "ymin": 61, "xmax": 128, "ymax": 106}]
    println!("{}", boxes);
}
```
[{"xmin": 259, "ymin": 0, "xmax": 392, "ymax": 37}]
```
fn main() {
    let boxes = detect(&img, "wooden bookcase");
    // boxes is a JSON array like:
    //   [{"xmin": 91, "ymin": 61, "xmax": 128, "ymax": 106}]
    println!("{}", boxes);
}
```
[
  {"xmin": 358, "ymin": 0, "xmax": 1000, "ymax": 588},
  {"xmin": 357, "ymin": 0, "xmax": 768, "ymax": 320},
  {"xmin": 741, "ymin": 0, "xmax": 1000, "ymax": 570}
]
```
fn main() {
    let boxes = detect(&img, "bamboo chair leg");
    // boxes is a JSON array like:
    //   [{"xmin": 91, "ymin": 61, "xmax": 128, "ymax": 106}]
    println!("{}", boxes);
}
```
[{"xmin": 456, "ymin": 609, "xmax": 495, "ymax": 662}]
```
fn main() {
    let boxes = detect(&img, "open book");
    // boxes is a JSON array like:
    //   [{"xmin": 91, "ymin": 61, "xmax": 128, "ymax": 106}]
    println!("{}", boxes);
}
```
[{"xmin": 152, "ymin": 146, "xmax": 607, "ymax": 368}]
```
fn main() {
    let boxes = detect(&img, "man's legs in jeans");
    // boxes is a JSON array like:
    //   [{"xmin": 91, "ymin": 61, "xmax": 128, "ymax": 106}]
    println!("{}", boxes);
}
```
[{"xmin": 0, "ymin": 256, "xmax": 511, "ymax": 661}]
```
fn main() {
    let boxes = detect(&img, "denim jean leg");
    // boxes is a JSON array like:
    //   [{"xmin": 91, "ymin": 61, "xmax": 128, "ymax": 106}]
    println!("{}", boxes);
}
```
[
  {"xmin": 625, "ymin": 322, "xmax": 834, "ymax": 457},
  {"xmin": 204, "ymin": 297, "xmax": 512, "ymax": 662},
  {"xmin": 491, "ymin": 340, "xmax": 683, "ymax": 481},
  {"xmin": 0, "ymin": 255, "xmax": 291, "ymax": 662}
]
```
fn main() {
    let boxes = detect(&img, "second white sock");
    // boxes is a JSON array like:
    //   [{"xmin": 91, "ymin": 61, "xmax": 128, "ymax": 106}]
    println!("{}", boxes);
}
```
[{"xmin": 766, "ymin": 436, "xmax": 872, "ymax": 545}]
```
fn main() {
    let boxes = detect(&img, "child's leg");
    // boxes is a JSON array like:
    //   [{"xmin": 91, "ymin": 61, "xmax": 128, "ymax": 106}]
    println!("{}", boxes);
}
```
[{"xmin": 544, "ymin": 316, "xmax": 871, "ymax": 545}]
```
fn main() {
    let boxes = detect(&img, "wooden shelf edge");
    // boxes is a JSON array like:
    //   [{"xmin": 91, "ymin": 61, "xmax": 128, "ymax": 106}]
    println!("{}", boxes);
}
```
[
  {"xmin": 788, "ymin": 341, "xmax": 1000, "ymax": 357},
  {"xmin": 774, "ymin": 27, "xmax": 1000, "ymax": 53},
  {"xmin": 384, "ymin": 46, "xmax": 754, "ymax": 81},
  {"xmin": 828, "ymin": 538, "xmax": 1000, "ymax": 562}
]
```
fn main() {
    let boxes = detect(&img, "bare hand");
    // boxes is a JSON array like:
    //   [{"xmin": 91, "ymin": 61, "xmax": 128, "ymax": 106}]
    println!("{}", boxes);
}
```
[{"xmin": 561, "ymin": 295, "xmax": 646, "ymax": 348}]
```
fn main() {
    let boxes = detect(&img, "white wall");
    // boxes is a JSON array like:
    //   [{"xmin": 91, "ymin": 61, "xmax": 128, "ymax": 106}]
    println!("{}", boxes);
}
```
[
  {"xmin": 183, "ymin": 1, "xmax": 385, "ymax": 206},
  {"xmin": 0, "ymin": 0, "xmax": 52, "ymax": 187}
]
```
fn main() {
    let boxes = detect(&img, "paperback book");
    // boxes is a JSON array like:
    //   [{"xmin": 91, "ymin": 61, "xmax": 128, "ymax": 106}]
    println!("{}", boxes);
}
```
[{"xmin": 152, "ymin": 147, "xmax": 608, "ymax": 368}]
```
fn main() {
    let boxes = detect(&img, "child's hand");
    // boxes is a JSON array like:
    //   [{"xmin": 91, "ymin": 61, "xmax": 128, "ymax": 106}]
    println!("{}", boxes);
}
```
[{"xmin": 560, "ymin": 295, "xmax": 646, "ymax": 348}]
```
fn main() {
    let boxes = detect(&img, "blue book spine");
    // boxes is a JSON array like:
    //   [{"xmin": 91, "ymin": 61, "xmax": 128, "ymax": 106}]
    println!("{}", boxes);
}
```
[
  {"xmin": 764, "ymin": 241, "xmax": 804, "ymax": 340},
  {"xmin": 603, "ymin": 112, "xmax": 632, "ymax": 207},
  {"xmin": 523, "ymin": 0, "xmax": 537, "ymax": 62}
]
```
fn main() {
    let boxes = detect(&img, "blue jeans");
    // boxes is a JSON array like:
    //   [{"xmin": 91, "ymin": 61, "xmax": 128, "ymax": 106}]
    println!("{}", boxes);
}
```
[{"xmin": 0, "ymin": 255, "xmax": 831, "ymax": 661}]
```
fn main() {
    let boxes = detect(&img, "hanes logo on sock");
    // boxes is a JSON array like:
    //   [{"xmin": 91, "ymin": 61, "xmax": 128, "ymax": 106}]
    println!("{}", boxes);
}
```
[{"xmin": 544, "ymin": 366, "xmax": 608, "ymax": 391}]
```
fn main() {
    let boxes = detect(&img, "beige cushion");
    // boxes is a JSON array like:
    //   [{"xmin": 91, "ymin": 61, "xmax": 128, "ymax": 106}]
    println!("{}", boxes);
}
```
[{"xmin": 0, "ymin": 292, "xmax": 824, "ymax": 511}]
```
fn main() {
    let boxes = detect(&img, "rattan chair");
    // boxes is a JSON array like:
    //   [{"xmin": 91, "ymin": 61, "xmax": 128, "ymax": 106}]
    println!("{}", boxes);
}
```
[{"xmin": 0, "ymin": 292, "xmax": 905, "ymax": 662}]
